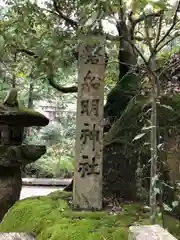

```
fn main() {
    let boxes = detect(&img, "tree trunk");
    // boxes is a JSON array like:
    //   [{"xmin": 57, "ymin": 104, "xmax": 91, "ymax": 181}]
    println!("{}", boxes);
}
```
[
  {"xmin": 149, "ymin": 54, "xmax": 158, "ymax": 224},
  {"xmin": 103, "ymin": 6, "xmax": 139, "ymax": 200},
  {"xmin": 103, "ymin": 18, "xmax": 140, "ymax": 199}
]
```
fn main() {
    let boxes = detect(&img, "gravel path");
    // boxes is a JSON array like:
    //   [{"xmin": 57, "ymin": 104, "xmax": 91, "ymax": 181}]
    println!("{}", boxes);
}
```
[{"xmin": 20, "ymin": 186, "xmax": 63, "ymax": 199}]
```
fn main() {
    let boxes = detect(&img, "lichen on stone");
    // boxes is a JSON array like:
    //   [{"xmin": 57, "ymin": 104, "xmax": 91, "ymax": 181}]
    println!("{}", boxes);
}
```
[
  {"xmin": 0, "ymin": 104, "xmax": 49, "ymax": 127},
  {"xmin": 0, "ymin": 145, "xmax": 46, "ymax": 167}
]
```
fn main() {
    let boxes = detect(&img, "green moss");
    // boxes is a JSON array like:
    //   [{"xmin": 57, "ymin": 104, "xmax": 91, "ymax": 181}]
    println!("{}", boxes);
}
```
[
  {"xmin": 0, "ymin": 191, "xmax": 180, "ymax": 240},
  {"xmin": 18, "ymin": 105, "xmax": 46, "ymax": 118},
  {"xmin": 0, "ymin": 103, "xmax": 49, "ymax": 126},
  {"xmin": 0, "ymin": 103, "xmax": 43, "ymax": 117}
]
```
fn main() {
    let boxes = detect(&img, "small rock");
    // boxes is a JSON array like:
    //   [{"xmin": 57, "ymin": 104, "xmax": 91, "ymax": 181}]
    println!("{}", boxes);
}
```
[{"xmin": 0, "ymin": 233, "xmax": 35, "ymax": 240}]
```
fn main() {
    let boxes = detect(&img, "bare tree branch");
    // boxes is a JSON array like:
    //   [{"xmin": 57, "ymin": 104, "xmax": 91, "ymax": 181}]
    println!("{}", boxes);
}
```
[
  {"xmin": 119, "ymin": 34, "xmax": 160, "ymax": 86},
  {"xmin": 46, "ymin": 61, "xmax": 77, "ymax": 93},
  {"xmin": 40, "ymin": 7, "xmax": 67, "ymax": 19},
  {"xmin": 146, "ymin": 1, "xmax": 180, "ymax": 66},
  {"xmin": 155, "ymin": 0, "xmax": 180, "ymax": 50},
  {"xmin": 144, "ymin": 15, "xmax": 153, "ymax": 53},
  {"xmin": 157, "ymin": 33, "xmax": 180, "ymax": 52},
  {"xmin": 119, "ymin": 0, "xmax": 124, "ymax": 21},
  {"xmin": 16, "ymin": 48, "xmax": 38, "ymax": 58},
  {"xmin": 48, "ymin": 73, "xmax": 77, "ymax": 93},
  {"xmin": 134, "ymin": 11, "xmax": 162, "ymax": 25},
  {"xmin": 142, "ymin": 13, "xmax": 161, "ymax": 94},
  {"xmin": 52, "ymin": 0, "xmax": 78, "ymax": 28},
  {"xmin": 105, "ymin": 33, "xmax": 149, "ymax": 42},
  {"xmin": 155, "ymin": 11, "xmax": 164, "ymax": 46}
]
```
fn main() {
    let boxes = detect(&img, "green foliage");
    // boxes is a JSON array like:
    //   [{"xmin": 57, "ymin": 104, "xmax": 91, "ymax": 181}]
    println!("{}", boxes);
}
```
[
  {"xmin": 23, "ymin": 117, "xmax": 75, "ymax": 178},
  {"xmin": 0, "ymin": 191, "xmax": 180, "ymax": 239},
  {"xmin": 0, "ymin": 0, "xmax": 178, "ymax": 101},
  {"xmin": 23, "ymin": 146, "xmax": 74, "ymax": 178}
]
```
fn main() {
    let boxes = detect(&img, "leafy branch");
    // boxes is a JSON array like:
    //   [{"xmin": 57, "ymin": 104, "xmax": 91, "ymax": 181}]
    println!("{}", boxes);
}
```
[
  {"xmin": 107, "ymin": 2, "xmax": 180, "ymax": 225},
  {"xmin": 15, "ymin": 47, "xmax": 78, "ymax": 93},
  {"xmin": 45, "ymin": 62, "xmax": 78, "ymax": 93}
]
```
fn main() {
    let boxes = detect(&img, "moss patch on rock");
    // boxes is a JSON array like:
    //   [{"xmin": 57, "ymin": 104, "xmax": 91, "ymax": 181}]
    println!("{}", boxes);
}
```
[
  {"xmin": 103, "ymin": 94, "xmax": 180, "ymax": 200},
  {"xmin": 0, "ymin": 191, "xmax": 180, "ymax": 240},
  {"xmin": 0, "ymin": 104, "xmax": 49, "ymax": 127}
]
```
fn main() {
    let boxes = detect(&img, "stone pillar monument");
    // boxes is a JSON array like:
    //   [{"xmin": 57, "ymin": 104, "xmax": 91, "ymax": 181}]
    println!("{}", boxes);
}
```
[{"xmin": 73, "ymin": 35, "xmax": 105, "ymax": 210}]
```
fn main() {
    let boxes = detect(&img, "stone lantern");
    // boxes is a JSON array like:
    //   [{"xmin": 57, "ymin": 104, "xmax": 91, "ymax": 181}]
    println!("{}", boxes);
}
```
[{"xmin": 0, "ymin": 89, "xmax": 49, "ymax": 222}]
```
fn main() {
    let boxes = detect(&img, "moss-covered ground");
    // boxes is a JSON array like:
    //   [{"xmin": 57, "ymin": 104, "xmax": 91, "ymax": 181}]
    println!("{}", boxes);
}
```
[{"xmin": 0, "ymin": 191, "xmax": 180, "ymax": 240}]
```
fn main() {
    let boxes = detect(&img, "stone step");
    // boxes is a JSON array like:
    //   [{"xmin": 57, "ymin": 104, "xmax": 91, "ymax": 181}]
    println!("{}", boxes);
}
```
[
  {"xmin": 22, "ymin": 178, "xmax": 72, "ymax": 186},
  {"xmin": 129, "ymin": 225, "xmax": 177, "ymax": 240}
]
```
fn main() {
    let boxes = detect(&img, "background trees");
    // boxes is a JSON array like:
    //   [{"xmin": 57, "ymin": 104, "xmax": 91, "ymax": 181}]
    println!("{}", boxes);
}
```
[{"xmin": 0, "ymin": 0, "xmax": 180, "ymax": 210}]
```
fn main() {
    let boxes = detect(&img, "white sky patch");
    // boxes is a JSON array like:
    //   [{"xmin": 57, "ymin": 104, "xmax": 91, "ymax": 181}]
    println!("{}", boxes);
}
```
[
  {"xmin": 102, "ymin": 19, "xmax": 117, "ymax": 36},
  {"xmin": 0, "ymin": 0, "xmax": 5, "ymax": 6}
]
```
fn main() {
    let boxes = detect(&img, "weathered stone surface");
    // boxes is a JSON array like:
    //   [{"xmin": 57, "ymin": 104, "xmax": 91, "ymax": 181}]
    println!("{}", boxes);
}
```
[
  {"xmin": 0, "ymin": 125, "xmax": 24, "ymax": 145},
  {"xmin": 0, "ymin": 104, "xmax": 49, "ymax": 127},
  {"xmin": 0, "ymin": 233, "xmax": 35, "ymax": 239},
  {"xmin": 0, "ymin": 145, "xmax": 46, "ymax": 166},
  {"xmin": 73, "ymin": 35, "xmax": 105, "ymax": 210},
  {"xmin": 0, "ymin": 144, "xmax": 46, "ymax": 220},
  {"xmin": 0, "ymin": 167, "xmax": 21, "ymax": 222},
  {"xmin": 0, "ymin": 143, "xmax": 46, "ymax": 220},
  {"xmin": 0, "ymin": 89, "xmax": 49, "ymax": 222},
  {"xmin": 128, "ymin": 225, "xmax": 177, "ymax": 240}
]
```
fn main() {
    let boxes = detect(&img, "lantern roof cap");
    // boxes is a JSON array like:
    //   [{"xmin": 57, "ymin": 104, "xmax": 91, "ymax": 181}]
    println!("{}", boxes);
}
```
[{"xmin": 0, "ymin": 88, "xmax": 49, "ymax": 127}]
